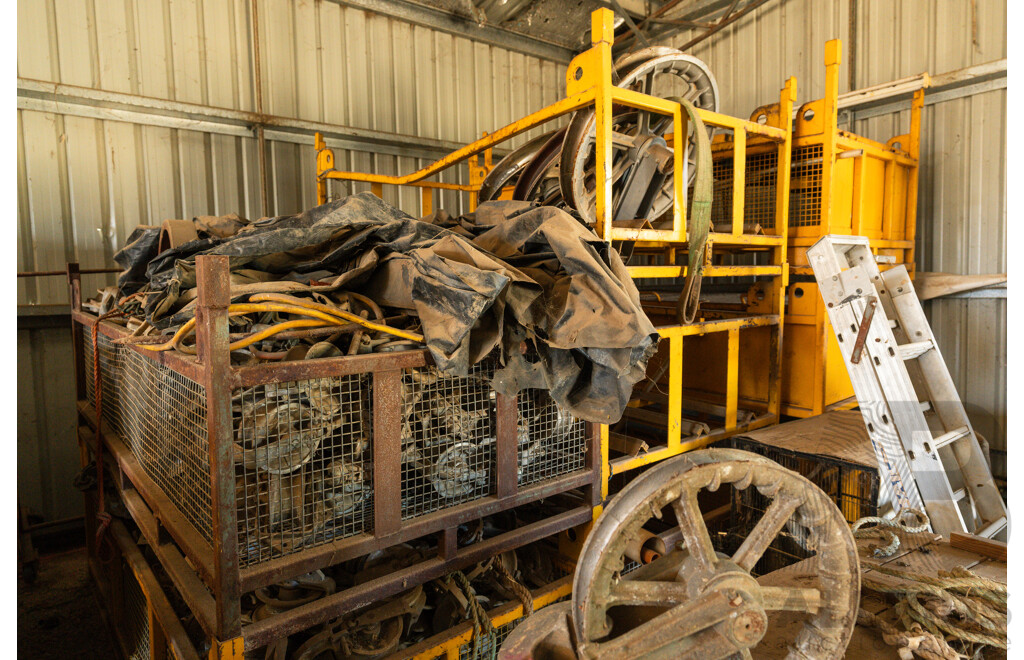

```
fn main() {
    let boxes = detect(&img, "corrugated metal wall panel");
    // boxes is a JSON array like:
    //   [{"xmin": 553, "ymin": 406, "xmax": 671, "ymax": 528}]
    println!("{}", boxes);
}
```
[
  {"xmin": 658, "ymin": 0, "xmax": 1006, "ymax": 476},
  {"xmin": 16, "ymin": 0, "xmax": 566, "ymax": 522}
]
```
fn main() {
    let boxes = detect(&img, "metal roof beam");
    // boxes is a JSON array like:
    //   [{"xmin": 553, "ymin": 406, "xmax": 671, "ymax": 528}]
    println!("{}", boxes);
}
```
[{"xmin": 324, "ymin": 0, "xmax": 574, "ymax": 63}]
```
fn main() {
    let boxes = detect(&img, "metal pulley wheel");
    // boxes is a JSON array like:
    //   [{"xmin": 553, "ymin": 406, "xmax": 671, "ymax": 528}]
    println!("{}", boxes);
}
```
[
  {"xmin": 559, "ymin": 48, "xmax": 719, "ymax": 226},
  {"xmin": 478, "ymin": 133, "xmax": 556, "ymax": 203},
  {"xmin": 572, "ymin": 449, "xmax": 859, "ymax": 659}
]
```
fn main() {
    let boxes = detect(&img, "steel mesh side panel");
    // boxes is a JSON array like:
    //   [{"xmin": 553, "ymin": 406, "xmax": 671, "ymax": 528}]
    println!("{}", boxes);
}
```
[
  {"xmin": 459, "ymin": 620, "xmax": 519, "ymax": 660},
  {"xmin": 719, "ymin": 438, "xmax": 880, "ymax": 575},
  {"xmin": 707, "ymin": 151, "xmax": 780, "ymax": 231},
  {"xmin": 118, "ymin": 349, "xmax": 213, "ymax": 544},
  {"xmin": 83, "ymin": 330, "xmax": 122, "ymax": 429},
  {"xmin": 401, "ymin": 362, "xmax": 496, "ymax": 520},
  {"xmin": 235, "ymin": 376, "xmax": 372, "ymax": 567},
  {"xmin": 789, "ymin": 145, "xmax": 824, "ymax": 228},
  {"xmin": 516, "ymin": 390, "xmax": 588, "ymax": 487},
  {"xmin": 122, "ymin": 560, "xmax": 151, "ymax": 660}
]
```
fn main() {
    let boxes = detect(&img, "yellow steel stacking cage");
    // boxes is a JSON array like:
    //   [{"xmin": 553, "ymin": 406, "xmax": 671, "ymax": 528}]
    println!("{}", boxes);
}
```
[{"xmin": 687, "ymin": 38, "xmax": 922, "ymax": 419}]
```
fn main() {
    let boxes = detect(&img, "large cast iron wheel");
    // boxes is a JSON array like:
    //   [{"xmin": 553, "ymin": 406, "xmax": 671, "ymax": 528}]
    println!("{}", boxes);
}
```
[{"xmin": 571, "ymin": 449, "xmax": 859, "ymax": 659}]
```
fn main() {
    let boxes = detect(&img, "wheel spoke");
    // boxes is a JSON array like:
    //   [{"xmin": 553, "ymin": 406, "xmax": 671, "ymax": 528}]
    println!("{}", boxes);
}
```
[
  {"xmin": 731, "ymin": 495, "xmax": 801, "ymax": 572},
  {"xmin": 671, "ymin": 490, "xmax": 718, "ymax": 572},
  {"xmin": 606, "ymin": 579, "xmax": 690, "ymax": 607},
  {"xmin": 760, "ymin": 586, "xmax": 821, "ymax": 614}
]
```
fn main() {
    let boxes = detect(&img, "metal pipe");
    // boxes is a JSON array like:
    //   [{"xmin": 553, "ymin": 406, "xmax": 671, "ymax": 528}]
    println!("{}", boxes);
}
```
[
  {"xmin": 250, "ymin": 0, "xmax": 269, "ymax": 219},
  {"xmin": 19, "ymin": 267, "xmax": 120, "ymax": 278}
]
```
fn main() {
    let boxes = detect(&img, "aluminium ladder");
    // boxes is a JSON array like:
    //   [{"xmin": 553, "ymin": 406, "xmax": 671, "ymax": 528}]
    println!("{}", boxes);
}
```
[{"xmin": 807, "ymin": 235, "xmax": 1007, "ymax": 539}]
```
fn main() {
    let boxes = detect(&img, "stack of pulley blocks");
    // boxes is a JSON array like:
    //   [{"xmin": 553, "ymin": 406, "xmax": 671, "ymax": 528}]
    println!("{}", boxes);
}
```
[
  {"xmin": 685, "ymin": 39, "xmax": 923, "ymax": 420},
  {"xmin": 69, "ymin": 7, "xmax": 822, "ymax": 659}
]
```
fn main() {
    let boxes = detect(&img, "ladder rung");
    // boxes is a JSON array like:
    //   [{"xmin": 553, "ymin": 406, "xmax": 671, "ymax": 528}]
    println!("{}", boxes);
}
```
[
  {"xmin": 888, "ymin": 319, "xmax": 898, "ymax": 329},
  {"xmin": 975, "ymin": 516, "xmax": 1007, "ymax": 539},
  {"xmin": 919, "ymin": 401, "xmax": 932, "ymax": 413},
  {"xmin": 899, "ymin": 340, "xmax": 934, "ymax": 360},
  {"xmin": 952, "ymin": 487, "xmax": 967, "ymax": 501},
  {"xmin": 932, "ymin": 426, "xmax": 970, "ymax": 451}
]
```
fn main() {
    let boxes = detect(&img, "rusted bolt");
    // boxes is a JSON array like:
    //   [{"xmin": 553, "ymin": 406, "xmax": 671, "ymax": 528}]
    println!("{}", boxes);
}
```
[
  {"xmin": 730, "ymin": 595, "xmax": 743, "ymax": 607},
  {"xmin": 519, "ymin": 341, "xmax": 528, "ymax": 354},
  {"xmin": 731, "ymin": 610, "xmax": 766, "ymax": 646}
]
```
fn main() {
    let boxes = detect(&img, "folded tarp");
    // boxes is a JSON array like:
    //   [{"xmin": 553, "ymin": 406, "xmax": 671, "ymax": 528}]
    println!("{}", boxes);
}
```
[{"xmin": 122, "ymin": 193, "xmax": 659, "ymax": 424}]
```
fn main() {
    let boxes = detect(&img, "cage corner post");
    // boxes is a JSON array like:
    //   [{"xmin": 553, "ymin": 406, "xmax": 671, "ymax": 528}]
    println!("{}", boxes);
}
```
[{"xmin": 195, "ymin": 255, "xmax": 244, "ymax": 656}]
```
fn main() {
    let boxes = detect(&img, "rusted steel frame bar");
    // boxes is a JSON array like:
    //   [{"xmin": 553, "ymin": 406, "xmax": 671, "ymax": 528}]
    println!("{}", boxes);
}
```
[
  {"xmin": 242, "ymin": 506, "xmax": 592, "ymax": 650},
  {"xmin": 320, "ymin": 90, "xmax": 594, "ymax": 187},
  {"xmin": 586, "ymin": 421, "xmax": 602, "ymax": 508},
  {"xmin": 373, "ymin": 369, "xmax": 403, "ymax": 537},
  {"xmin": 393, "ymin": 575, "xmax": 574, "ymax": 659},
  {"xmin": 238, "ymin": 470, "xmax": 592, "ymax": 591},
  {"xmin": 495, "ymin": 393, "xmax": 519, "ymax": 498},
  {"xmin": 67, "ymin": 264, "xmax": 87, "ymax": 402},
  {"xmin": 22, "ymin": 266, "xmax": 121, "ymax": 277},
  {"xmin": 76, "ymin": 404, "xmax": 218, "ymax": 586},
  {"xmin": 72, "ymin": 310, "xmax": 206, "ymax": 384},
  {"xmin": 119, "ymin": 486, "xmax": 220, "ymax": 642},
  {"xmin": 231, "ymin": 349, "xmax": 430, "ymax": 388},
  {"xmin": 109, "ymin": 520, "xmax": 203, "ymax": 660},
  {"xmin": 195, "ymin": 255, "xmax": 243, "ymax": 640}
]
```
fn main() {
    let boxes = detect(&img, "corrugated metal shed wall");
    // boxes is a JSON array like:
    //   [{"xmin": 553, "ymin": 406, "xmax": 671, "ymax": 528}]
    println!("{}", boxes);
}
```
[
  {"xmin": 16, "ymin": 0, "xmax": 565, "ymax": 521},
  {"xmin": 658, "ymin": 0, "xmax": 1007, "ymax": 477}
]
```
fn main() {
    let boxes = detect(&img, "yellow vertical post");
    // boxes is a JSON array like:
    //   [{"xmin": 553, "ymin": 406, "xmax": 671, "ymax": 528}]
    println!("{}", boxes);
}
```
[
  {"xmin": 371, "ymin": 182, "xmax": 383, "ymax": 199},
  {"xmin": 769, "ymin": 77, "xmax": 796, "ymax": 420},
  {"xmin": 851, "ymin": 155, "xmax": 865, "ymax": 235},
  {"xmin": 668, "ymin": 335, "xmax": 683, "ymax": 450},
  {"xmin": 672, "ymin": 105, "xmax": 686, "ymax": 240},
  {"xmin": 906, "ymin": 88, "xmax": 924, "ymax": 269},
  {"xmin": 314, "ymin": 132, "xmax": 334, "ymax": 206},
  {"xmin": 591, "ymin": 9, "xmax": 615, "ymax": 241},
  {"xmin": 820, "ymin": 40, "xmax": 841, "ymax": 235},
  {"xmin": 731, "ymin": 129, "xmax": 746, "ymax": 236},
  {"xmin": 725, "ymin": 328, "xmax": 739, "ymax": 429},
  {"xmin": 421, "ymin": 187, "xmax": 433, "ymax": 216}
]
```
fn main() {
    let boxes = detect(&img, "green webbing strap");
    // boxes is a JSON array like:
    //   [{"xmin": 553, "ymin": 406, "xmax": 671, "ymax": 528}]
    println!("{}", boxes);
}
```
[{"xmin": 672, "ymin": 97, "xmax": 713, "ymax": 325}]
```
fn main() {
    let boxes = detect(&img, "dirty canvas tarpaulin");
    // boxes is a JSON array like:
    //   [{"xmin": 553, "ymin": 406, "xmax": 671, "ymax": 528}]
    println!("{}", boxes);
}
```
[{"xmin": 127, "ymin": 193, "xmax": 659, "ymax": 423}]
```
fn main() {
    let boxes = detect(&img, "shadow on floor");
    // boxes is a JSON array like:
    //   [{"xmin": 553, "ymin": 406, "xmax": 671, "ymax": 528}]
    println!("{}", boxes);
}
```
[{"xmin": 18, "ymin": 547, "xmax": 119, "ymax": 659}]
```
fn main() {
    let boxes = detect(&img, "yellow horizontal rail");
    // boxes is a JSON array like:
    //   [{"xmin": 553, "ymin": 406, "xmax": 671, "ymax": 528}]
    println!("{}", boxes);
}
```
[
  {"xmin": 656, "ymin": 314, "xmax": 780, "ymax": 339},
  {"xmin": 627, "ymin": 264, "xmax": 783, "ymax": 278},
  {"xmin": 320, "ymin": 89, "xmax": 596, "ymax": 186}
]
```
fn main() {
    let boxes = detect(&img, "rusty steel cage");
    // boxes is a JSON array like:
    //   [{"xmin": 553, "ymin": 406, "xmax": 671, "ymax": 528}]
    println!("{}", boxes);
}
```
[{"xmin": 71, "ymin": 257, "xmax": 600, "ymax": 655}]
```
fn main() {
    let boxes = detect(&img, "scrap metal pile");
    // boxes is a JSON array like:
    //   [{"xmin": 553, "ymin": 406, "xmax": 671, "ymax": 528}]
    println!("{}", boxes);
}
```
[{"xmin": 86, "ymin": 192, "xmax": 657, "ymax": 560}]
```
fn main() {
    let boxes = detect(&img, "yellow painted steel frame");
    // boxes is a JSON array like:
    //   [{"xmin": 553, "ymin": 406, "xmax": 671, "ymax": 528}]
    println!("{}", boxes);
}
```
[
  {"xmin": 309, "ymin": 9, "xmax": 796, "ymax": 659},
  {"xmin": 783, "ymin": 39, "xmax": 922, "ymax": 419}
]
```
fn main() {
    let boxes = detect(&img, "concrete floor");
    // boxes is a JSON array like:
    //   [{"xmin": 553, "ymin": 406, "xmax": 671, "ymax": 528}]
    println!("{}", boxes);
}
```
[{"xmin": 18, "ymin": 547, "xmax": 119, "ymax": 659}]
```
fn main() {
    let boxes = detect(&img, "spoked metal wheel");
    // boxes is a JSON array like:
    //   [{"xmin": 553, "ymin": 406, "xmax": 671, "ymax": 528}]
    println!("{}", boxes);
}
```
[
  {"xmin": 559, "ymin": 48, "xmax": 719, "ymax": 226},
  {"xmin": 572, "ymin": 449, "xmax": 859, "ymax": 659}
]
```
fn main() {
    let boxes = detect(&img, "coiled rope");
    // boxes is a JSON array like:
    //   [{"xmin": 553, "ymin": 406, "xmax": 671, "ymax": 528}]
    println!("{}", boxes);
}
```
[{"xmin": 852, "ymin": 510, "xmax": 1007, "ymax": 657}]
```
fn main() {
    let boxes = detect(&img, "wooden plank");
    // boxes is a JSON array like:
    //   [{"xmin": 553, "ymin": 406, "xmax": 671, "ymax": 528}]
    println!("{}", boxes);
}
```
[{"xmin": 949, "ymin": 532, "xmax": 1006, "ymax": 561}]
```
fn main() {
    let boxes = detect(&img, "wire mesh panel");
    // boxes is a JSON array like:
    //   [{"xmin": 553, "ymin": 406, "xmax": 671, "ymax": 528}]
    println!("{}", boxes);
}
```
[
  {"xmin": 707, "ymin": 150, "xmax": 780, "ymax": 231},
  {"xmin": 458, "ymin": 619, "xmax": 519, "ymax": 660},
  {"xmin": 713, "ymin": 436, "xmax": 880, "ymax": 575},
  {"xmin": 515, "ymin": 390, "xmax": 588, "ymax": 487},
  {"xmin": 400, "ymin": 362, "xmax": 496, "ymax": 520},
  {"xmin": 117, "ymin": 349, "xmax": 213, "ymax": 544},
  {"xmin": 234, "ymin": 375, "xmax": 373, "ymax": 567},
  {"xmin": 789, "ymin": 145, "xmax": 824, "ymax": 228},
  {"xmin": 83, "ymin": 330, "xmax": 122, "ymax": 429},
  {"xmin": 122, "ymin": 560, "xmax": 152, "ymax": 660}
]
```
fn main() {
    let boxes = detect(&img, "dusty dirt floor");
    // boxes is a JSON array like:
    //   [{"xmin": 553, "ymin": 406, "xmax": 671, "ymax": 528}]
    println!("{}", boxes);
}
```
[{"xmin": 18, "ymin": 546, "xmax": 119, "ymax": 659}]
